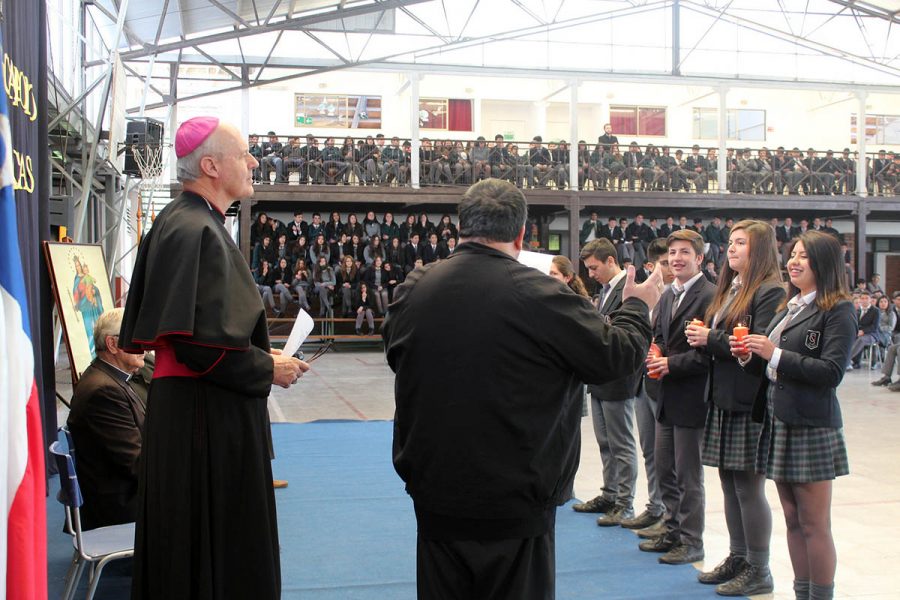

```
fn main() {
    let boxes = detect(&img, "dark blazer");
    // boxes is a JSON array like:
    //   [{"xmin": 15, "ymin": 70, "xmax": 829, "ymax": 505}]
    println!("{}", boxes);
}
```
[
  {"xmin": 588, "ymin": 276, "xmax": 643, "ymax": 401},
  {"xmin": 404, "ymin": 242, "xmax": 423, "ymax": 268},
  {"xmin": 599, "ymin": 225, "xmax": 617, "ymax": 243},
  {"xmin": 580, "ymin": 220, "xmax": 601, "ymax": 245},
  {"xmin": 363, "ymin": 265, "xmax": 387, "ymax": 290},
  {"xmin": 422, "ymin": 243, "xmax": 442, "ymax": 265},
  {"xmin": 857, "ymin": 305, "xmax": 878, "ymax": 335},
  {"xmin": 66, "ymin": 359, "xmax": 147, "ymax": 530},
  {"xmin": 635, "ymin": 268, "xmax": 652, "ymax": 283},
  {"xmin": 659, "ymin": 224, "xmax": 676, "ymax": 238},
  {"xmin": 775, "ymin": 226, "xmax": 791, "ymax": 244},
  {"xmin": 748, "ymin": 300, "xmax": 856, "ymax": 427},
  {"xmin": 655, "ymin": 277, "xmax": 716, "ymax": 427},
  {"xmin": 704, "ymin": 282, "xmax": 786, "ymax": 412}
]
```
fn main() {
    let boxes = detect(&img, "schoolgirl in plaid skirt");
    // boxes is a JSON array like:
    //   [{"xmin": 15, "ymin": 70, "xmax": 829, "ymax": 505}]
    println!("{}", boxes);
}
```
[
  {"xmin": 686, "ymin": 220, "xmax": 785, "ymax": 597},
  {"xmin": 739, "ymin": 231, "xmax": 854, "ymax": 600}
]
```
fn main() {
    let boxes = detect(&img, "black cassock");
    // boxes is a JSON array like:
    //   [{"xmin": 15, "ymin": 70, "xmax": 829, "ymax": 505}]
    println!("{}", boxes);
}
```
[{"xmin": 120, "ymin": 191, "xmax": 280, "ymax": 599}]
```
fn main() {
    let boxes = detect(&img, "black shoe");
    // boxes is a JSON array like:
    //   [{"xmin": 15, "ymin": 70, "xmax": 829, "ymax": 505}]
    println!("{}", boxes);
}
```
[
  {"xmin": 596, "ymin": 505, "xmax": 634, "ymax": 527},
  {"xmin": 714, "ymin": 564, "xmax": 774, "ymax": 596},
  {"xmin": 620, "ymin": 509, "xmax": 663, "ymax": 530},
  {"xmin": 636, "ymin": 521, "xmax": 668, "ymax": 539},
  {"xmin": 698, "ymin": 554, "xmax": 748, "ymax": 584},
  {"xmin": 658, "ymin": 543, "xmax": 704, "ymax": 565},
  {"xmin": 872, "ymin": 376, "xmax": 892, "ymax": 386},
  {"xmin": 639, "ymin": 534, "xmax": 676, "ymax": 553},
  {"xmin": 889, "ymin": 382, "xmax": 900, "ymax": 392},
  {"xmin": 572, "ymin": 495, "xmax": 615, "ymax": 513}
]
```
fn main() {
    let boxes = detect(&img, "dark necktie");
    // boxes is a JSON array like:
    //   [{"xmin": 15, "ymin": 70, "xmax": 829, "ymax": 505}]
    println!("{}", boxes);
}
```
[
  {"xmin": 600, "ymin": 283, "xmax": 612, "ymax": 312},
  {"xmin": 671, "ymin": 286, "xmax": 685, "ymax": 320}
]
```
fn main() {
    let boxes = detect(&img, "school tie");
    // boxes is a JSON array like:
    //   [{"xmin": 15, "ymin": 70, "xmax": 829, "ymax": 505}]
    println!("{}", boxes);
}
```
[
  {"xmin": 671, "ymin": 286, "xmax": 685, "ymax": 320},
  {"xmin": 766, "ymin": 300, "xmax": 806, "ymax": 380},
  {"xmin": 768, "ymin": 299, "xmax": 805, "ymax": 346},
  {"xmin": 600, "ymin": 283, "xmax": 611, "ymax": 312}
]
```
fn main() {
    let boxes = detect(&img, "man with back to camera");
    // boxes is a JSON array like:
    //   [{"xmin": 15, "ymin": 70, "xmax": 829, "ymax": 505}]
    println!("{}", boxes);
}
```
[
  {"xmin": 383, "ymin": 179, "xmax": 662, "ymax": 599},
  {"xmin": 119, "ymin": 116, "xmax": 307, "ymax": 599},
  {"xmin": 67, "ymin": 308, "xmax": 146, "ymax": 531},
  {"xmin": 642, "ymin": 229, "xmax": 717, "ymax": 567}
]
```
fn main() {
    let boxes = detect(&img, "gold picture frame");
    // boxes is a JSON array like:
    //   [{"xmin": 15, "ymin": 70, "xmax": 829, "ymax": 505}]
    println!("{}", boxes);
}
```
[{"xmin": 43, "ymin": 242, "xmax": 115, "ymax": 384}]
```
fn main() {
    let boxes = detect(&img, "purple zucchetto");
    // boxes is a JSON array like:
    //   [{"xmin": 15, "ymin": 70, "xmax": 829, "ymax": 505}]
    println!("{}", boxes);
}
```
[{"xmin": 175, "ymin": 116, "xmax": 220, "ymax": 158}]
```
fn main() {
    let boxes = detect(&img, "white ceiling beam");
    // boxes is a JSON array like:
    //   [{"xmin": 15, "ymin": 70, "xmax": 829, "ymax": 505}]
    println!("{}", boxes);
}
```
[{"xmin": 119, "ymin": 0, "xmax": 431, "ymax": 60}]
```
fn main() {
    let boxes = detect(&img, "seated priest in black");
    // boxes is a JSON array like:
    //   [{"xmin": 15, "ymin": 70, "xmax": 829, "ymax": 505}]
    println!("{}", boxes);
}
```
[{"xmin": 67, "ymin": 307, "xmax": 147, "ymax": 530}]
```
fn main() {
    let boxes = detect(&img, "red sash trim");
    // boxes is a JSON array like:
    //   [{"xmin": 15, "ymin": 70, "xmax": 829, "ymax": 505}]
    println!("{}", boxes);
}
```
[{"xmin": 153, "ymin": 343, "xmax": 202, "ymax": 379}]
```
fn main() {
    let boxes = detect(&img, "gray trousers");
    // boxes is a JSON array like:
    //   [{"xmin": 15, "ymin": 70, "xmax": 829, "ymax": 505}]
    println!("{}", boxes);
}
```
[
  {"xmin": 635, "ymin": 386, "xmax": 665, "ymax": 516},
  {"xmin": 590, "ymin": 395, "xmax": 637, "ymax": 508},
  {"xmin": 881, "ymin": 343, "xmax": 900, "ymax": 378},
  {"xmin": 655, "ymin": 422, "xmax": 705, "ymax": 547}
]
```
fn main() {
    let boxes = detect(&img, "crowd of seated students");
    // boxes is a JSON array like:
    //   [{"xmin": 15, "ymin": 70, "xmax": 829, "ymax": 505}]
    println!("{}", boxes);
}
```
[
  {"xmin": 249, "ymin": 210, "xmax": 460, "ymax": 328},
  {"xmin": 248, "ymin": 128, "xmax": 900, "ymax": 195}
]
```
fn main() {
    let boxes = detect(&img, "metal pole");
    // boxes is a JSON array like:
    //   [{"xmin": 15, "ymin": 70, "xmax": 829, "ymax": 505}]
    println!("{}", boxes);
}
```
[
  {"xmin": 717, "ymin": 85, "xmax": 728, "ymax": 194},
  {"xmin": 672, "ymin": 0, "xmax": 681, "ymax": 76},
  {"xmin": 569, "ymin": 198, "xmax": 582, "ymax": 266},
  {"xmin": 569, "ymin": 81, "xmax": 579, "ymax": 191},
  {"xmin": 73, "ymin": 0, "xmax": 131, "ymax": 242},
  {"xmin": 855, "ymin": 199, "xmax": 868, "ymax": 283},
  {"xmin": 856, "ymin": 91, "xmax": 868, "ymax": 198},
  {"xmin": 410, "ymin": 73, "xmax": 420, "ymax": 189}
]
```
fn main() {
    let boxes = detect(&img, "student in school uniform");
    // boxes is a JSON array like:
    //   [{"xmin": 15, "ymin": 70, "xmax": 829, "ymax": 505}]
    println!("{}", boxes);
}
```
[
  {"xmin": 685, "ymin": 219, "xmax": 786, "ymax": 595},
  {"xmin": 737, "ymin": 230, "xmax": 854, "ymax": 600}
]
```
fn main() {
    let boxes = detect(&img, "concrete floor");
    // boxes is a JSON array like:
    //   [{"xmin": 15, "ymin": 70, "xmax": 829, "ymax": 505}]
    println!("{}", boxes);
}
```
[{"xmin": 56, "ymin": 346, "xmax": 900, "ymax": 599}]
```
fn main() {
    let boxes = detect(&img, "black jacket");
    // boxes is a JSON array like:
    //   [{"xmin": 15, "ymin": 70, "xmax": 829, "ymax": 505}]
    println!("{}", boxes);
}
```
[
  {"xmin": 383, "ymin": 243, "xmax": 651, "ymax": 540},
  {"xmin": 588, "ymin": 276, "xmax": 643, "ymax": 401},
  {"xmin": 421, "ymin": 243, "xmax": 442, "ymax": 265},
  {"xmin": 704, "ymin": 282, "xmax": 786, "ymax": 412},
  {"xmin": 857, "ymin": 305, "xmax": 878, "ymax": 335},
  {"xmin": 67, "ymin": 359, "xmax": 147, "ymax": 530},
  {"xmin": 747, "ymin": 300, "xmax": 855, "ymax": 428},
  {"xmin": 654, "ymin": 278, "xmax": 716, "ymax": 427}
]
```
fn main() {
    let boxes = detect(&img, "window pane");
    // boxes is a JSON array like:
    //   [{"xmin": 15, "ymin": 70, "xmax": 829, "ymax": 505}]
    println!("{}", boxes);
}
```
[
  {"xmin": 638, "ymin": 107, "xmax": 666, "ymax": 136},
  {"xmin": 693, "ymin": 108, "xmax": 717, "ymax": 139},
  {"xmin": 733, "ymin": 109, "xmax": 765, "ymax": 141},
  {"xmin": 294, "ymin": 94, "xmax": 382, "ymax": 129},
  {"xmin": 882, "ymin": 116, "xmax": 900, "ymax": 145},
  {"xmin": 419, "ymin": 99, "xmax": 448, "ymax": 129},
  {"xmin": 610, "ymin": 107, "xmax": 637, "ymax": 136}
]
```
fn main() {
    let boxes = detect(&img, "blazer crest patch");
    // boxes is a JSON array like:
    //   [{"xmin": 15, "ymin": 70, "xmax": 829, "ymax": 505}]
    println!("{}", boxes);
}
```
[{"xmin": 805, "ymin": 329, "xmax": 821, "ymax": 350}]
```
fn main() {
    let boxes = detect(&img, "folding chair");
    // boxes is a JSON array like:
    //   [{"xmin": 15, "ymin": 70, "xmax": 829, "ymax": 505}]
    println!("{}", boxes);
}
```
[{"xmin": 49, "ymin": 441, "xmax": 135, "ymax": 600}]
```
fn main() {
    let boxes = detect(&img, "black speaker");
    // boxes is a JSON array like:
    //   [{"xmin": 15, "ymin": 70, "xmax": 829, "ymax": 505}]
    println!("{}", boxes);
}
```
[{"xmin": 123, "ymin": 117, "xmax": 164, "ymax": 176}]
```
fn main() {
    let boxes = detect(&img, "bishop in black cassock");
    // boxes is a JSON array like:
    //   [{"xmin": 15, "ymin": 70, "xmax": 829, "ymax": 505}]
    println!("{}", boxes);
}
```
[{"xmin": 120, "ymin": 117, "xmax": 306, "ymax": 599}]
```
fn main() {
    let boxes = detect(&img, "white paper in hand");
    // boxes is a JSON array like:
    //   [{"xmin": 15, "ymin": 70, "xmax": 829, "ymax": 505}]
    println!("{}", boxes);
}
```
[
  {"xmin": 517, "ymin": 250, "xmax": 554, "ymax": 275},
  {"xmin": 282, "ymin": 309, "xmax": 315, "ymax": 358}
]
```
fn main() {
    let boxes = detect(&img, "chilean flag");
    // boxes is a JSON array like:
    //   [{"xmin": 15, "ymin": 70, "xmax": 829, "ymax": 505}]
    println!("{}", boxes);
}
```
[{"xmin": 0, "ymin": 30, "xmax": 47, "ymax": 600}]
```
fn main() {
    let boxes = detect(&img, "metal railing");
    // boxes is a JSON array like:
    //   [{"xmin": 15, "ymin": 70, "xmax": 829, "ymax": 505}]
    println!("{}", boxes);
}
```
[{"xmin": 248, "ymin": 135, "xmax": 900, "ymax": 197}]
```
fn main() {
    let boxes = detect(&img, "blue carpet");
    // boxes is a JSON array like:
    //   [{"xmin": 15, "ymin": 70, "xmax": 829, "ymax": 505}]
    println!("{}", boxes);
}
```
[{"xmin": 48, "ymin": 421, "xmax": 723, "ymax": 599}]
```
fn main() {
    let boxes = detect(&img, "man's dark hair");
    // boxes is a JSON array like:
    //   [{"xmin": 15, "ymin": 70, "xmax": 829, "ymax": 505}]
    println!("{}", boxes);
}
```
[
  {"xmin": 457, "ymin": 180, "xmax": 527, "ymax": 243},
  {"xmin": 647, "ymin": 238, "xmax": 668, "ymax": 262},
  {"xmin": 580, "ymin": 238, "xmax": 617, "ymax": 263}
]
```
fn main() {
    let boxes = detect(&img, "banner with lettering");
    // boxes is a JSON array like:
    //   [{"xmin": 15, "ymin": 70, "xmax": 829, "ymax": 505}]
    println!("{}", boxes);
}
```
[{"xmin": 1, "ymin": 0, "xmax": 53, "ymax": 466}]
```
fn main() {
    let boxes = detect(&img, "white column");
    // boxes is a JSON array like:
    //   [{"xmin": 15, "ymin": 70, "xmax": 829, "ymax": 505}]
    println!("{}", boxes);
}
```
[
  {"xmin": 569, "ymin": 81, "xmax": 579, "ymax": 190},
  {"xmin": 409, "ymin": 73, "xmax": 420, "ymax": 189},
  {"xmin": 856, "ymin": 91, "xmax": 868, "ymax": 197},
  {"xmin": 717, "ymin": 85, "xmax": 728, "ymax": 194}
]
